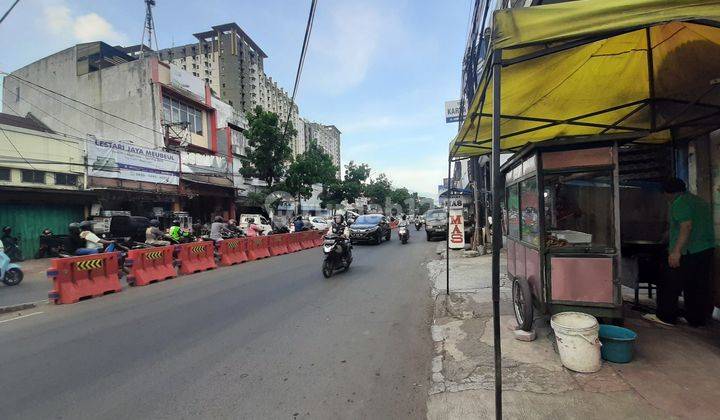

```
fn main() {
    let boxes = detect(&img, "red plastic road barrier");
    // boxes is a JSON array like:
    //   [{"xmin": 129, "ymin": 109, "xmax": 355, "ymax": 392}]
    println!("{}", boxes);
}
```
[
  {"xmin": 246, "ymin": 236, "xmax": 271, "ymax": 260},
  {"xmin": 286, "ymin": 233, "xmax": 302, "ymax": 253},
  {"xmin": 177, "ymin": 241, "xmax": 217, "ymax": 275},
  {"xmin": 218, "ymin": 238, "xmax": 249, "ymax": 266},
  {"xmin": 266, "ymin": 234, "xmax": 287, "ymax": 256},
  {"xmin": 299, "ymin": 231, "xmax": 315, "ymax": 249},
  {"xmin": 47, "ymin": 252, "xmax": 122, "ymax": 304},
  {"xmin": 312, "ymin": 230, "xmax": 324, "ymax": 247},
  {"xmin": 125, "ymin": 246, "xmax": 177, "ymax": 286}
]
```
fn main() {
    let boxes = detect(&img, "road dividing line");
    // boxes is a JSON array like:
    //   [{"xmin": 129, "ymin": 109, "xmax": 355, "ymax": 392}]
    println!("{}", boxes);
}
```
[{"xmin": 0, "ymin": 311, "xmax": 44, "ymax": 324}]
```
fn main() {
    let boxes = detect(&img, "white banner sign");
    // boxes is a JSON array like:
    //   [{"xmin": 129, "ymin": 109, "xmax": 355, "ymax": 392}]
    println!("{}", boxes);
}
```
[
  {"xmin": 448, "ymin": 208, "xmax": 465, "ymax": 249},
  {"xmin": 445, "ymin": 100, "xmax": 462, "ymax": 123},
  {"xmin": 88, "ymin": 139, "xmax": 180, "ymax": 184}
]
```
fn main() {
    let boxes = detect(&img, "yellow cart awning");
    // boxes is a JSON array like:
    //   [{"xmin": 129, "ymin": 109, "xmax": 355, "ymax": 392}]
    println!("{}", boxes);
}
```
[{"xmin": 451, "ymin": 0, "xmax": 720, "ymax": 158}]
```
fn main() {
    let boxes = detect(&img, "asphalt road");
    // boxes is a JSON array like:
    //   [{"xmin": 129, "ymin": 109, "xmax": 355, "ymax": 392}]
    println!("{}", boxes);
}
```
[{"xmin": 0, "ymin": 232, "xmax": 436, "ymax": 419}]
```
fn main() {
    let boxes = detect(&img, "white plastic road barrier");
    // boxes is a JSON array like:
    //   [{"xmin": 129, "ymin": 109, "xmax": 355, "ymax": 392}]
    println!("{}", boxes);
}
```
[{"xmin": 550, "ymin": 312, "xmax": 601, "ymax": 373}]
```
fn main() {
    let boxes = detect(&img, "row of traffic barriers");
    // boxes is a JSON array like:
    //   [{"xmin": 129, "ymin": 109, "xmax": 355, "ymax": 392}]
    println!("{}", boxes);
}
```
[{"xmin": 46, "ymin": 230, "xmax": 326, "ymax": 305}]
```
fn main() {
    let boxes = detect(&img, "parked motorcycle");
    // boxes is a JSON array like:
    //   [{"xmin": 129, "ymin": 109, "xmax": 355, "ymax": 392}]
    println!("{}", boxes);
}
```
[
  {"xmin": 398, "ymin": 225, "xmax": 409, "ymax": 244},
  {"xmin": 1, "ymin": 250, "xmax": 23, "ymax": 286},
  {"xmin": 322, "ymin": 234, "xmax": 352, "ymax": 278}
]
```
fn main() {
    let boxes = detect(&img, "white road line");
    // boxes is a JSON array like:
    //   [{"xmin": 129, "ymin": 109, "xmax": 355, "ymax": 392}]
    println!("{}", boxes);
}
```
[{"xmin": 0, "ymin": 311, "xmax": 44, "ymax": 324}]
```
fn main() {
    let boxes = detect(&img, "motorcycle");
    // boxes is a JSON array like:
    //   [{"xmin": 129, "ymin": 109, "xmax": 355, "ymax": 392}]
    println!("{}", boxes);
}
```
[
  {"xmin": 415, "ymin": 220, "xmax": 422, "ymax": 231},
  {"xmin": 322, "ymin": 234, "xmax": 352, "ymax": 278},
  {"xmin": 398, "ymin": 225, "xmax": 409, "ymax": 244},
  {"xmin": 1, "ymin": 250, "xmax": 23, "ymax": 286}
]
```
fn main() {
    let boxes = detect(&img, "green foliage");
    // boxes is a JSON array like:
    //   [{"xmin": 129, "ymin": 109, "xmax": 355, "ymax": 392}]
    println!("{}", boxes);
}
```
[
  {"xmin": 365, "ymin": 173, "xmax": 393, "ymax": 206},
  {"xmin": 240, "ymin": 106, "xmax": 295, "ymax": 188},
  {"xmin": 390, "ymin": 187, "xmax": 412, "ymax": 212},
  {"xmin": 281, "ymin": 139, "xmax": 338, "ymax": 202}
]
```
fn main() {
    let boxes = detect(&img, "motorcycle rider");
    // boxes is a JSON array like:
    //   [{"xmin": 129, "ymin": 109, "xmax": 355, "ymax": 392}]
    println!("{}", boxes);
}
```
[
  {"xmin": 1, "ymin": 226, "xmax": 22, "ymax": 261},
  {"xmin": 168, "ymin": 219, "xmax": 183, "ymax": 243},
  {"xmin": 209, "ymin": 216, "xmax": 227, "ymax": 242},
  {"xmin": 145, "ymin": 219, "xmax": 171, "ymax": 246},
  {"xmin": 226, "ymin": 219, "xmax": 244, "ymax": 236},
  {"xmin": 293, "ymin": 216, "xmax": 305, "ymax": 233},
  {"xmin": 245, "ymin": 218, "xmax": 264, "ymax": 237},
  {"xmin": 326, "ymin": 214, "xmax": 351, "ymax": 259},
  {"xmin": 78, "ymin": 221, "xmax": 116, "ymax": 254}
]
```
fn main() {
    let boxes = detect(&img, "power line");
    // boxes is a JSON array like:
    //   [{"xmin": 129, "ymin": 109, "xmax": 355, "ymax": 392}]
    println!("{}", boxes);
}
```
[
  {"xmin": 282, "ymin": 0, "xmax": 318, "ymax": 141},
  {"xmin": 1, "ymin": 72, "xmax": 166, "ymax": 140},
  {"xmin": 0, "ymin": 0, "xmax": 20, "ymax": 25}
]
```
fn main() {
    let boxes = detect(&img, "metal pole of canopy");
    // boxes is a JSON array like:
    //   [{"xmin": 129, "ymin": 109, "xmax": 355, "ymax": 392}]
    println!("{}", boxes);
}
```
[
  {"xmin": 491, "ymin": 49, "xmax": 503, "ymax": 420},
  {"xmin": 446, "ymin": 157, "xmax": 451, "ymax": 295}
]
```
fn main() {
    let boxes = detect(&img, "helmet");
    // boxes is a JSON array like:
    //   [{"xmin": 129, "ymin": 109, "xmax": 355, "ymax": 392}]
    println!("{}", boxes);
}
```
[
  {"xmin": 172, "ymin": 219, "xmax": 180, "ymax": 226},
  {"xmin": 402, "ymin": 214, "xmax": 407, "ymax": 220},
  {"xmin": 79, "ymin": 221, "xmax": 93, "ymax": 231},
  {"xmin": 68, "ymin": 222, "xmax": 80, "ymax": 234},
  {"xmin": 228, "ymin": 219, "xmax": 237, "ymax": 226},
  {"xmin": 214, "ymin": 216, "xmax": 224, "ymax": 223},
  {"xmin": 149, "ymin": 219, "xmax": 160, "ymax": 227},
  {"xmin": 2, "ymin": 226, "xmax": 11, "ymax": 234}
]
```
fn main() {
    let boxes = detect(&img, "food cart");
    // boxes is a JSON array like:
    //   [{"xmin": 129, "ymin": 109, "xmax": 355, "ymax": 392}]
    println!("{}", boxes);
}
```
[{"xmin": 503, "ymin": 142, "xmax": 622, "ymax": 330}]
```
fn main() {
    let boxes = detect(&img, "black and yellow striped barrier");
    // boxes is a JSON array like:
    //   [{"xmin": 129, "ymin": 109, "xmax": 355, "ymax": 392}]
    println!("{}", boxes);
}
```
[
  {"xmin": 191, "ymin": 245, "xmax": 206, "ymax": 254},
  {"xmin": 75, "ymin": 258, "xmax": 104, "ymax": 271},
  {"xmin": 145, "ymin": 250, "xmax": 165, "ymax": 260}
]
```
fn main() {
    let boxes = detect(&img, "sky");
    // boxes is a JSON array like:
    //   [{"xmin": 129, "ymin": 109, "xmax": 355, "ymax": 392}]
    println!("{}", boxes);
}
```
[{"xmin": 0, "ymin": 0, "xmax": 471, "ymax": 199}]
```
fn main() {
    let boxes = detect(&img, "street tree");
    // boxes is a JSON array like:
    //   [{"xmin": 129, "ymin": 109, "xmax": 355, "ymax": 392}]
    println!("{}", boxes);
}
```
[
  {"xmin": 341, "ymin": 161, "xmax": 371, "ymax": 204},
  {"xmin": 281, "ymin": 139, "xmax": 338, "ymax": 213},
  {"xmin": 240, "ymin": 106, "xmax": 295, "ymax": 189},
  {"xmin": 365, "ymin": 173, "xmax": 393, "ymax": 207}
]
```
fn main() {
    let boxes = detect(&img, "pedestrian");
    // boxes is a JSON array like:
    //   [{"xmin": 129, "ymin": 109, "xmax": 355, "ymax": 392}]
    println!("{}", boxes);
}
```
[
  {"xmin": 645, "ymin": 178, "xmax": 716, "ymax": 327},
  {"xmin": 294, "ymin": 216, "xmax": 305, "ymax": 233}
]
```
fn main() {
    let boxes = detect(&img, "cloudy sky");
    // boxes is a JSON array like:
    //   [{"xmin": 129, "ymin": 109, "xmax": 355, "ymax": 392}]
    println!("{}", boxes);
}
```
[{"xmin": 0, "ymin": 0, "xmax": 470, "ymax": 199}]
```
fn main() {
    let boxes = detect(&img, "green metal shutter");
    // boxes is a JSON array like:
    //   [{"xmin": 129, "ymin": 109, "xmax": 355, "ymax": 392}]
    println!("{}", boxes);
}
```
[{"xmin": 0, "ymin": 203, "xmax": 84, "ymax": 259}]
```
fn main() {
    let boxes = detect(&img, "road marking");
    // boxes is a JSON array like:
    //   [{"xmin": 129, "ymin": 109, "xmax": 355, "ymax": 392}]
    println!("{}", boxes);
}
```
[{"xmin": 0, "ymin": 311, "xmax": 44, "ymax": 324}]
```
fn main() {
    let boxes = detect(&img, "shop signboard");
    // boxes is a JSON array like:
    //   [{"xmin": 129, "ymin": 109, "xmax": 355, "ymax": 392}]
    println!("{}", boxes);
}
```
[
  {"xmin": 448, "ymin": 196, "xmax": 465, "ymax": 249},
  {"xmin": 88, "ymin": 139, "xmax": 180, "ymax": 184},
  {"xmin": 445, "ymin": 100, "xmax": 462, "ymax": 123}
]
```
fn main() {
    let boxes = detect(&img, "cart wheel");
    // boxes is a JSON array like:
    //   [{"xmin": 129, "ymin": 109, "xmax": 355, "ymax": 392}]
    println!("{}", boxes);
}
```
[{"xmin": 512, "ymin": 276, "xmax": 533, "ymax": 332}]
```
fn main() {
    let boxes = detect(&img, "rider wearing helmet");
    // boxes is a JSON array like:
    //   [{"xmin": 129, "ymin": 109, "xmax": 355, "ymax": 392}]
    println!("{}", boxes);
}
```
[
  {"xmin": 398, "ymin": 214, "xmax": 409, "ymax": 228},
  {"xmin": 327, "ymin": 214, "xmax": 351, "ymax": 257},
  {"xmin": 145, "ymin": 219, "xmax": 171, "ymax": 246},
  {"xmin": 169, "ymin": 219, "xmax": 183, "ymax": 242},
  {"xmin": 78, "ymin": 220, "xmax": 116, "ymax": 254}
]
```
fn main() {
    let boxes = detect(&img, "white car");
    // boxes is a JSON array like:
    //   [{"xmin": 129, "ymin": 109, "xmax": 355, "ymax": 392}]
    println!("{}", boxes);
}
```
[
  {"xmin": 309, "ymin": 216, "xmax": 330, "ymax": 231},
  {"xmin": 238, "ymin": 214, "xmax": 272, "ymax": 235}
]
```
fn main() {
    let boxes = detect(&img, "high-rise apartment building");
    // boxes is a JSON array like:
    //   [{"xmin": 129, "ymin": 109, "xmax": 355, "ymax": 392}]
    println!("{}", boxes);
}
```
[
  {"xmin": 304, "ymin": 121, "xmax": 341, "ymax": 175},
  {"xmin": 157, "ymin": 23, "xmax": 303, "ymax": 155}
]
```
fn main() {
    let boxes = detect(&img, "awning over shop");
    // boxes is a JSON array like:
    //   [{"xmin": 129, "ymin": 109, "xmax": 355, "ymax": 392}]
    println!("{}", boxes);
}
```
[{"xmin": 451, "ymin": 0, "xmax": 720, "ymax": 158}]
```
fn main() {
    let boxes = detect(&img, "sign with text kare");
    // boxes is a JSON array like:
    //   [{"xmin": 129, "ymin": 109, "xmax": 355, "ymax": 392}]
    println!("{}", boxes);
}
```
[
  {"xmin": 448, "ymin": 196, "xmax": 465, "ymax": 249},
  {"xmin": 445, "ymin": 100, "xmax": 462, "ymax": 123},
  {"xmin": 88, "ymin": 139, "xmax": 180, "ymax": 185}
]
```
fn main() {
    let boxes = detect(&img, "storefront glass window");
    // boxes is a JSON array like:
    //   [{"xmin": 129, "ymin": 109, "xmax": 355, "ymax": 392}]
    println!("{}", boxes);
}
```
[
  {"xmin": 507, "ymin": 184, "xmax": 519, "ymax": 239},
  {"xmin": 544, "ymin": 171, "xmax": 614, "ymax": 249},
  {"xmin": 520, "ymin": 177, "xmax": 539, "ymax": 246}
]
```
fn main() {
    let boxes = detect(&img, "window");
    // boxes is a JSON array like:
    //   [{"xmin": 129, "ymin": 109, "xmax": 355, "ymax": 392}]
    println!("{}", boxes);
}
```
[
  {"xmin": 55, "ymin": 173, "xmax": 78, "ymax": 186},
  {"xmin": 0, "ymin": 167, "xmax": 10, "ymax": 181},
  {"xmin": 22, "ymin": 170, "xmax": 45, "ymax": 184},
  {"xmin": 519, "ymin": 177, "xmax": 539, "ymax": 246},
  {"xmin": 162, "ymin": 95, "xmax": 204, "ymax": 135},
  {"xmin": 507, "ymin": 183, "xmax": 519, "ymax": 239},
  {"xmin": 544, "ymin": 171, "xmax": 614, "ymax": 249}
]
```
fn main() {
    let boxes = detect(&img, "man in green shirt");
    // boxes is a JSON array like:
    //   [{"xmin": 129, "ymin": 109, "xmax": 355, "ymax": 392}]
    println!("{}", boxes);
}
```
[{"xmin": 652, "ymin": 178, "xmax": 715, "ymax": 327}]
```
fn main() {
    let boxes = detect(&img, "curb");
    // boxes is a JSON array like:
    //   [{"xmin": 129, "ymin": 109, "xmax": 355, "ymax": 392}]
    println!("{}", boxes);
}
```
[{"xmin": 0, "ymin": 300, "xmax": 46, "ymax": 315}]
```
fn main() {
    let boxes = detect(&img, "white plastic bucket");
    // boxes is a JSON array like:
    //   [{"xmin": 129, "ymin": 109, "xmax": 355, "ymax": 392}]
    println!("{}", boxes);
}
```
[{"xmin": 550, "ymin": 312, "xmax": 602, "ymax": 373}]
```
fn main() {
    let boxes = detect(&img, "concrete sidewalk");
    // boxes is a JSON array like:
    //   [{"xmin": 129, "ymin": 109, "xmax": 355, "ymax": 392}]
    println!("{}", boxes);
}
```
[
  {"xmin": 0, "ymin": 258, "xmax": 50, "ymax": 311},
  {"xmin": 426, "ymin": 247, "xmax": 720, "ymax": 419}
]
